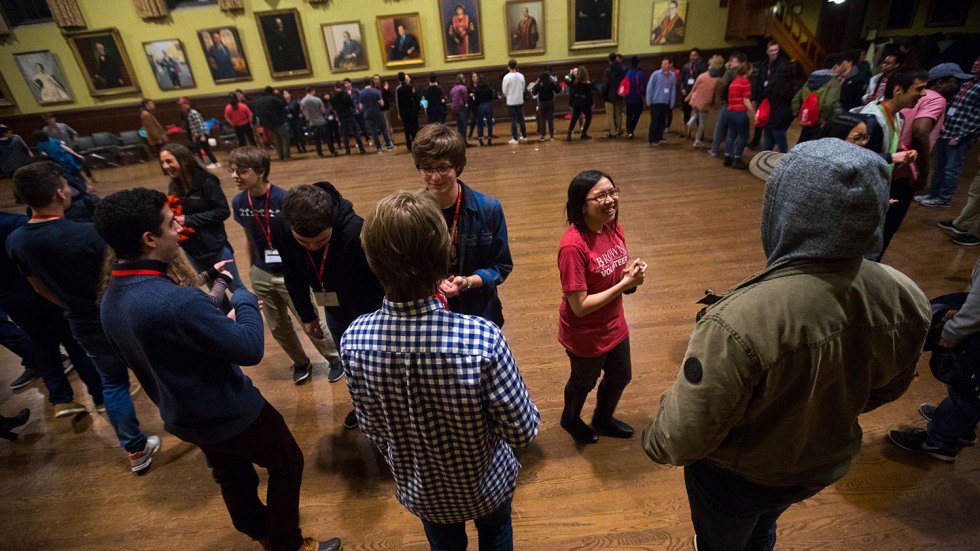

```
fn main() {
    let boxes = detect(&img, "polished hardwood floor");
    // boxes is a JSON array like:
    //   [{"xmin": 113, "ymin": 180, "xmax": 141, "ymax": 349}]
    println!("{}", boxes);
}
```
[{"xmin": 1, "ymin": 113, "xmax": 979, "ymax": 550}]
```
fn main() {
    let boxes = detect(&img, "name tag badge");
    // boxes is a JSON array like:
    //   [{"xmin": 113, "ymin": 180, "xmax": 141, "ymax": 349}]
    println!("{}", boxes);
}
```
[
  {"xmin": 947, "ymin": 108, "xmax": 957, "ymax": 117},
  {"xmin": 314, "ymin": 291, "xmax": 340, "ymax": 307},
  {"xmin": 264, "ymin": 248, "xmax": 282, "ymax": 264},
  {"xmin": 687, "ymin": 78, "xmax": 695, "ymax": 85}
]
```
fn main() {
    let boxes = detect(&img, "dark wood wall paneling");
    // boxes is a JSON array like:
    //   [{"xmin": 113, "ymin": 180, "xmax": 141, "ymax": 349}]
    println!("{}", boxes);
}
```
[{"xmin": 0, "ymin": 46, "xmax": 764, "ymax": 147}]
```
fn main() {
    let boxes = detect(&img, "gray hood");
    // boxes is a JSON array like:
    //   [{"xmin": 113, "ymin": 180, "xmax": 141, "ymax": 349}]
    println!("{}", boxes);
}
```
[{"xmin": 761, "ymin": 138, "xmax": 890, "ymax": 268}]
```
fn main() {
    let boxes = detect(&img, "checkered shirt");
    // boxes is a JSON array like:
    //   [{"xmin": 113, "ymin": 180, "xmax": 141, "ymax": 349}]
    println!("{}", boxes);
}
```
[
  {"xmin": 341, "ymin": 295, "xmax": 539, "ymax": 524},
  {"xmin": 939, "ymin": 80, "xmax": 980, "ymax": 141},
  {"xmin": 187, "ymin": 108, "xmax": 206, "ymax": 140}
]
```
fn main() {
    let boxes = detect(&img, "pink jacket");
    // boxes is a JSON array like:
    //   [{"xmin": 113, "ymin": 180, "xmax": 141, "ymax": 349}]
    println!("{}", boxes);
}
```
[{"xmin": 687, "ymin": 72, "xmax": 720, "ymax": 110}]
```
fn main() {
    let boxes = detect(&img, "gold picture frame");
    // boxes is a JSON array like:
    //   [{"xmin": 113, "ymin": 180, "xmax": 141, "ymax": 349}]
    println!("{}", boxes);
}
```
[
  {"xmin": 568, "ymin": 0, "xmax": 619, "ymax": 51},
  {"xmin": 0, "ymin": 70, "xmax": 17, "ymax": 107},
  {"xmin": 66, "ymin": 28, "xmax": 141, "ymax": 97},
  {"xmin": 198, "ymin": 26, "xmax": 252, "ymax": 84},
  {"xmin": 439, "ymin": 0, "xmax": 485, "ymax": 62},
  {"xmin": 506, "ymin": 1, "xmax": 546, "ymax": 56},
  {"xmin": 255, "ymin": 8, "xmax": 313, "ymax": 79},
  {"xmin": 377, "ymin": 13, "xmax": 425, "ymax": 69},
  {"xmin": 322, "ymin": 20, "xmax": 369, "ymax": 73}
]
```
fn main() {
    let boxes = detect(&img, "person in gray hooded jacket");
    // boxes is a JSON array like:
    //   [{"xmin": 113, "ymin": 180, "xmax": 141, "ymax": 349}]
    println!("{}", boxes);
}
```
[{"xmin": 643, "ymin": 138, "xmax": 930, "ymax": 551}]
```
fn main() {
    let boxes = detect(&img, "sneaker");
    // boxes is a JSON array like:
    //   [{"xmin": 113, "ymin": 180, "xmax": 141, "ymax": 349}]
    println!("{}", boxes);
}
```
[
  {"xmin": 913, "ymin": 194, "xmax": 934, "ymax": 204},
  {"xmin": 692, "ymin": 140, "xmax": 705, "ymax": 148},
  {"xmin": 723, "ymin": 156, "xmax": 734, "ymax": 167},
  {"xmin": 888, "ymin": 428, "xmax": 957, "ymax": 462},
  {"xmin": 205, "ymin": 163, "xmax": 220, "ymax": 170},
  {"xmin": 292, "ymin": 359, "xmax": 312, "ymax": 385},
  {"xmin": 54, "ymin": 401, "xmax": 87, "ymax": 418},
  {"xmin": 129, "ymin": 435, "xmax": 161, "ymax": 473},
  {"xmin": 343, "ymin": 410, "xmax": 358, "ymax": 429},
  {"xmin": 95, "ymin": 401, "xmax": 106, "ymax": 414},
  {"xmin": 327, "ymin": 362, "xmax": 344, "ymax": 383},
  {"xmin": 953, "ymin": 234, "xmax": 980, "ymax": 246},
  {"xmin": 0, "ymin": 408, "xmax": 30, "ymax": 441},
  {"xmin": 9, "ymin": 368, "xmax": 39, "ymax": 390},
  {"xmin": 731, "ymin": 159, "xmax": 749, "ymax": 170},
  {"xmin": 920, "ymin": 197, "xmax": 951, "ymax": 208},
  {"xmin": 938, "ymin": 220, "xmax": 969, "ymax": 236},
  {"xmin": 519, "ymin": 136, "xmax": 527, "ymax": 143},
  {"xmin": 539, "ymin": 135, "xmax": 546, "ymax": 141},
  {"xmin": 580, "ymin": 134, "xmax": 592, "ymax": 140},
  {"xmin": 649, "ymin": 140, "xmax": 660, "ymax": 147},
  {"xmin": 61, "ymin": 354, "xmax": 73, "ymax": 374},
  {"xmin": 919, "ymin": 403, "xmax": 977, "ymax": 445},
  {"xmin": 708, "ymin": 149, "xmax": 719, "ymax": 157},
  {"xmin": 507, "ymin": 138, "xmax": 519, "ymax": 145},
  {"xmin": 299, "ymin": 537, "xmax": 342, "ymax": 551},
  {"xmin": 627, "ymin": 133, "xmax": 633, "ymax": 139}
]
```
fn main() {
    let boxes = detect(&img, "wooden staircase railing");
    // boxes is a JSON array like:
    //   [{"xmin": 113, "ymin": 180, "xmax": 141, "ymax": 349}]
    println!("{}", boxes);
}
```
[{"xmin": 766, "ymin": 1, "xmax": 824, "ymax": 74}]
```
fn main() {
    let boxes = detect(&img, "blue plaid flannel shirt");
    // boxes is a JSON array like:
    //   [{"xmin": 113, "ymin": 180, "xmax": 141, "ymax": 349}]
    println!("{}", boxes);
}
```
[
  {"xmin": 341, "ymin": 295, "xmax": 539, "ymax": 524},
  {"xmin": 940, "ymin": 80, "xmax": 980, "ymax": 142}
]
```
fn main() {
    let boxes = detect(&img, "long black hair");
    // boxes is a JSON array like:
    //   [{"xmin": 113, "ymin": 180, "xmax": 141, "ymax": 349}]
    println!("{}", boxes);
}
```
[{"xmin": 566, "ymin": 169, "xmax": 616, "ymax": 233}]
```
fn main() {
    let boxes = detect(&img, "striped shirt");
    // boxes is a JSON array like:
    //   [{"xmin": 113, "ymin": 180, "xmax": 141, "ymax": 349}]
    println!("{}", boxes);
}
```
[{"xmin": 341, "ymin": 295, "xmax": 539, "ymax": 524}]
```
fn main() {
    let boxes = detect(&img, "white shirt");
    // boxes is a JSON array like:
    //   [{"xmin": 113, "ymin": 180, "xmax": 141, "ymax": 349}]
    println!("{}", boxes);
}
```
[{"xmin": 502, "ymin": 71, "xmax": 526, "ymax": 106}]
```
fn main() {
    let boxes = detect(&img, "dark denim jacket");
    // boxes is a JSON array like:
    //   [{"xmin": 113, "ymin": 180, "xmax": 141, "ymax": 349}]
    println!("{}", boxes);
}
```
[{"xmin": 455, "ymin": 180, "xmax": 512, "ymax": 327}]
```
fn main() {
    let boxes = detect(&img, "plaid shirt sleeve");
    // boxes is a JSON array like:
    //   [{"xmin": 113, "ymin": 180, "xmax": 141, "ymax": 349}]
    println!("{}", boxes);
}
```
[
  {"xmin": 940, "ymin": 82, "xmax": 980, "ymax": 141},
  {"xmin": 188, "ymin": 110, "xmax": 206, "ymax": 139},
  {"xmin": 483, "ymin": 332, "xmax": 540, "ymax": 449}
]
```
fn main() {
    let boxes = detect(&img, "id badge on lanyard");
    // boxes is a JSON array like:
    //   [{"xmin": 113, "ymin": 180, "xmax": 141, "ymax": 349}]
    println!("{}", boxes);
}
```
[
  {"xmin": 264, "ymin": 248, "xmax": 282, "ymax": 264},
  {"xmin": 314, "ymin": 291, "xmax": 340, "ymax": 307}
]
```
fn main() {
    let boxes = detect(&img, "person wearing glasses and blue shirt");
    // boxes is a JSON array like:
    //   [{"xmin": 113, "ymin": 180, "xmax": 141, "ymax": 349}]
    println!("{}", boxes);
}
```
[{"xmin": 413, "ymin": 124, "xmax": 512, "ymax": 329}]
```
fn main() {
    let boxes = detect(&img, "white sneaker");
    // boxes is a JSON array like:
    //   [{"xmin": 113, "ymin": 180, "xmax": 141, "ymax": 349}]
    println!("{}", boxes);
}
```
[
  {"xmin": 205, "ymin": 163, "xmax": 219, "ymax": 170},
  {"xmin": 913, "ymin": 194, "xmax": 933, "ymax": 204},
  {"xmin": 507, "ymin": 138, "xmax": 519, "ymax": 145},
  {"xmin": 129, "ymin": 435, "xmax": 161, "ymax": 473},
  {"xmin": 519, "ymin": 136, "xmax": 527, "ymax": 143}
]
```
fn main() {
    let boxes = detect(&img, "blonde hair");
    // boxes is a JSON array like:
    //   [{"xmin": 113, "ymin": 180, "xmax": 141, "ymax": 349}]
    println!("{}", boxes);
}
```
[
  {"xmin": 708, "ymin": 55, "xmax": 725, "ymax": 70},
  {"xmin": 361, "ymin": 190, "xmax": 449, "ymax": 302}
]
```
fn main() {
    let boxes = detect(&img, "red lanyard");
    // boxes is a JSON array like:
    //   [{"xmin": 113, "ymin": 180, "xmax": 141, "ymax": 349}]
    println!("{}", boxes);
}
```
[
  {"xmin": 30, "ymin": 214, "xmax": 63, "ymax": 220},
  {"xmin": 953, "ymin": 81, "xmax": 974, "ymax": 106},
  {"xmin": 306, "ymin": 246, "xmax": 328, "ymax": 290},
  {"xmin": 449, "ymin": 185, "xmax": 462, "ymax": 249},
  {"xmin": 433, "ymin": 293, "xmax": 449, "ymax": 310},
  {"xmin": 246, "ymin": 185, "xmax": 272, "ymax": 247},
  {"xmin": 111, "ymin": 269, "xmax": 177, "ymax": 284}
]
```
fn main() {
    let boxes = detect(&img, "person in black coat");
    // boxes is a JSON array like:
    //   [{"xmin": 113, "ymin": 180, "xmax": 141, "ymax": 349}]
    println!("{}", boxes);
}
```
[{"xmin": 395, "ymin": 72, "xmax": 421, "ymax": 151}]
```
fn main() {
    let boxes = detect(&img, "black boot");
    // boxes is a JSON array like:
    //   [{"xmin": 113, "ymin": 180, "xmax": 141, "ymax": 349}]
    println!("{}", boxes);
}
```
[
  {"xmin": 561, "ymin": 387, "xmax": 598, "ymax": 443},
  {"xmin": 0, "ymin": 408, "xmax": 30, "ymax": 441},
  {"xmin": 591, "ymin": 384, "xmax": 633, "ymax": 438}
]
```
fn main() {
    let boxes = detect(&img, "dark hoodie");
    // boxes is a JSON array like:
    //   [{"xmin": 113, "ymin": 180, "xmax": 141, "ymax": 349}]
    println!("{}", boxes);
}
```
[
  {"xmin": 762, "ymin": 138, "xmax": 890, "ymax": 268},
  {"xmin": 272, "ymin": 181, "xmax": 384, "ymax": 330}
]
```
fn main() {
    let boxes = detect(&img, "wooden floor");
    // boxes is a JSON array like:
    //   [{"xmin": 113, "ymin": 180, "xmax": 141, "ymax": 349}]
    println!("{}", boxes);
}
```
[{"xmin": 2, "ymin": 114, "xmax": 979, "ymax": 550}]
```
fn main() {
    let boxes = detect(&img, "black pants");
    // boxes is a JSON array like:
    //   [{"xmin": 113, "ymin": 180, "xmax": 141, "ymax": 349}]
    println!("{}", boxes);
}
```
[
  {"xmin": 308, "ymin": 124, "xmax": 335, "ymax": 156},
  {"xmin": 338, "ymin": 116, "xmax": 365, "ymax": 153},
  {"xmin": 625, "ymin": 103, "xmax": 643, "ymax": 134},
  {"xmin": 233, "ymin": 124, "xmax": 256, "ymax": 147},
  {"xmin": 648, "ymin": 104, "xmax": 669, "ymax": 143},
  {"xmin": 199, "ymin": 401, "xmax": 305, "ymax": 551},
  {"xmin": 403, "ymin": 117, "xmax": 419, "ymax": 151},
  {"xmin": 877, "ymin": 177, "xmax": 915, "ymax": 261},
  {"xmin": 287, "ymin": 121, "xmax": 306, "ymax": 152},
  {"xmin": 538, "ymin": 100, "xmax": 555, "ymax": 138},
  {"xmin": 565, "ymin": 338, "xmax": 632, "ymax": 398},
  {"xmin": 192, "ymin": 136, "xmax": 217, "ymax": 164},
  {"xmin": 567, "ymin": 104, "xmax": 592, "ymax": 136},
  {"xmin": 681, "ymin": 101, "xmax": 693, "ymax": 129}
]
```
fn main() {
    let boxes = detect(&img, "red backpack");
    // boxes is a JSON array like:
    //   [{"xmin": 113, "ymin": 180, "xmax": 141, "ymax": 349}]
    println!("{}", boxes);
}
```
[
  {"xmin": 754, "ymin": 98, "xmax": 771, "ymax": 128},
  {"xmin": 617, "ymin": 75, "xmax": 631, "ymax": 98},
  {"xmin": 798, "ymin": 90, "xmax": 820, "ymax": 127}
]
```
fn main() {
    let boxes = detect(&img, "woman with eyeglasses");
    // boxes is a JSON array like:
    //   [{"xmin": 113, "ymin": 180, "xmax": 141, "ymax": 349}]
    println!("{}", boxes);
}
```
[
  {"xmin": 821, "ymin": 113, "xmax": 916, "ymax": 165},
  {"xmin": 558, "ymin": 170, "xmax": 647, "ymax": 444},
  {"xmin": 160, "ymin": 143, "xmax": 242, "ymax": 290},
  {"xmin": 413, "ymin": 124, "xmax": 512, "ymax": 327}
]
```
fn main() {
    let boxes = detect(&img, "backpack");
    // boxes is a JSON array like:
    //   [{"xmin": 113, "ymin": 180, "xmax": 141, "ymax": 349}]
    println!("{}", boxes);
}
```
[
  {"xmin": 798, "ymin": 90, "xmax": 820, "ymax": 127},
  {"xmin": 754, "ymin": 98, "xmax": 771, "ymax": 128},
  {"xmin": 617, "ymin": 75, "xmax": 631, "ymax": 98}
]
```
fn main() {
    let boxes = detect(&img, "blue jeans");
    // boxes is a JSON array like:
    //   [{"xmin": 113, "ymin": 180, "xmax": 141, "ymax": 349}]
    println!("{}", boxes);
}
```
[
  {"xmin": 0, "ymin": 306, "xmax": 38, "ymax": 369},
  {"xmin": 364, "ymin": 111, "xmax": 393, "ymax": 149},
  {"xmin": 68, "ymin": 315, "xmax": 146, "ymax": 454},
  {"xmin": 421, "ymin": 498, "xmax": 513, "ymax": 551},
  {"xmin": 763, "ymin": 128, "xmax": 788, "ymax": 153},
  {"xmin": 685, "ymin": 460, "xmax": 822, "ymax": 551},
  {"xmin": 709, "ymin": 103, "xmax": 729, "ymax": 154},
  {"xmin": 454, "ymin": 107, "xmax": 469, "ymax": 139},
  {"xmin": 188, "ymin": 244, "xmax": 244, "ymax": 292},
  {"xmin": 929, "ymin": 137, "xmax": 976, "ymax": 203},
  {"xmin": 927, "ymin": 382, "xmax": 980, "ymax": 451},
  {"xmin": 507, "ymin": 105, "xmax": 526, "ymax": 140},
  {"xmin": 723, "ymin": 110, "xmax": 749, "ymax": 160},
  {"xmin": 476, "ymin": 103, "xmax": 494, "ymax": 139}
]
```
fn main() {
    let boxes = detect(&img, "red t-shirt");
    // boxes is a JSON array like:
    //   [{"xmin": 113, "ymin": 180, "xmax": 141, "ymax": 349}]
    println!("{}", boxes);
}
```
[
  {"xmin": 224, "ymin": 103, "xmax": 253, "ymax": 127},
  {"xmin": 557, "ymin": 222, "xmax": 630, "ymax": 358},
  {"xmin": 727, "ymin": 76, "xmax": 752, "ymax": 112}
]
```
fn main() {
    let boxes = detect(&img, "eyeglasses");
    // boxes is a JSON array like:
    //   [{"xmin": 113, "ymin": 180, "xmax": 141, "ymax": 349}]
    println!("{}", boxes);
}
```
[
  {"xmin": 418, "ymin": 165, "xmax": 455, "ymax": 176},
  {"xmin": 846, "ymin": 133, "xmax": 870, "ymax": 145},
  {"xmin": 587, "ymin": 188, "xmax": 621, "ymax": 203},
  {"xmin": 227, "ymin": 166, "xmax": 254, "ymax": 175}
]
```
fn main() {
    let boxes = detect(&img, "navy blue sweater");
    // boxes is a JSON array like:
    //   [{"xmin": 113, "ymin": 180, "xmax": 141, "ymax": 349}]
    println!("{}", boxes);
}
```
[{"xmin": 101, "ymin": 259, "xmax": 266, "ymax": 445}]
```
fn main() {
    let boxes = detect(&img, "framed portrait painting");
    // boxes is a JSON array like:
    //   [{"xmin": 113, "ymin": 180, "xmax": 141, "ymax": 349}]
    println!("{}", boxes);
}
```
[
  {"xmin": 506, "ymin": 1, "xmax": 545, "ymax": 56},
  {"xmin": 66, "ymin": 28, "xmax": 140, "ymax": 97},
  {"xmin": 925, "ymin": 0, "xmax": 970, "ymax": 27},
  {"xmin": 14, "ymin": 50, "xmax": 73, "ymax": 105},
  {"xmin": 569, "ymin": 0, "xmax": 618, "ymax": 50},
  {"xmin": 198, "ymin": 26, "xmax": 252, "ymax": 84},
  {"xmin": 142, "ymin": 39, "xmax": 196, "ymax": 91},
  {"xmin": 323, "ymin": 21, "xmax": 368, "ymax": 73},
  {"xmin": 255, "ymin": 9, "xmax": 312, "ymax": 78},
  {"xmin": 377, "ymin": 13, "xmax": 425, "ymax": 68},
  {"xmin": 651, "ymin": 0, "xmax": 687, "ymax": 45},
  {"xmin": 439, "ymin": 0, "xmax": 484, "ymax": 62},
  {"xmin": 0, "ymin": 72, "xmax": 15, "ymax": 107}
]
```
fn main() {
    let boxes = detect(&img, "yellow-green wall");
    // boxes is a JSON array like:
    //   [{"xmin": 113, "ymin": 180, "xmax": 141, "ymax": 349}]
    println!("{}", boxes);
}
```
[
  {"xmin": 863, "ymin": 0, "xmax": 980, "ymax": 38},
  {"xmin": 0, "ymin": 0, "xmax": 750, "ymax": 116}
]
